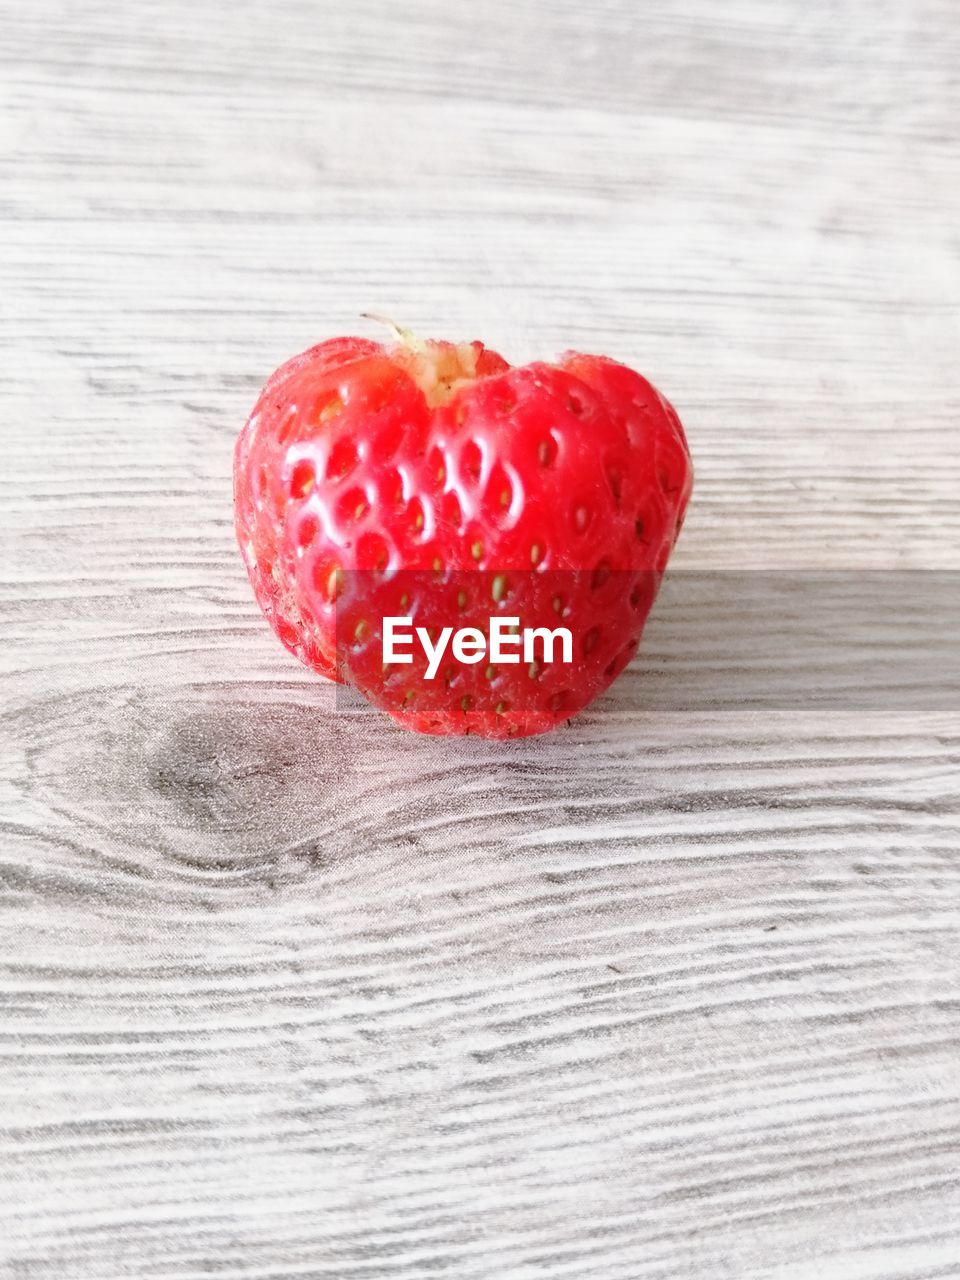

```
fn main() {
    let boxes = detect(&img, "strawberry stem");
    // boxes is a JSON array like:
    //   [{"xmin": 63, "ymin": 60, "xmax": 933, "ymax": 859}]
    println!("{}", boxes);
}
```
[{"xmin": 361, "ymin": 312, "xmax": 426, "ymax": 353}]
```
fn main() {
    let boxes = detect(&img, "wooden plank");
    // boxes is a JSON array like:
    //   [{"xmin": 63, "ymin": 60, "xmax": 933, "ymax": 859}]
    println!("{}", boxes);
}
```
[{"xmin": 1, "ymin": 1, "xmax": 959, "ymax": 1277}]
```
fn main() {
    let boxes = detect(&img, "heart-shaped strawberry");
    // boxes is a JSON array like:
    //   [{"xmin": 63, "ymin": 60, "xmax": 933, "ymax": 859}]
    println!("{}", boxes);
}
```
[{"xmin": 234, "ymin": 330, "xmax": 692, "ymax": 738}]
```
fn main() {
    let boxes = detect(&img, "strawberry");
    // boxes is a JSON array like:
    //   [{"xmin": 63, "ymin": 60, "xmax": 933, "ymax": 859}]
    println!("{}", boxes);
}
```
[{"xmin": 234, "ymin": 329, "xmax": 693, "ymax": 738}]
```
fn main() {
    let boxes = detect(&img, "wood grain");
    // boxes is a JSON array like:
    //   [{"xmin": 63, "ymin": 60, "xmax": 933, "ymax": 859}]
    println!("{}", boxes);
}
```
[{"xmin": 1, "ymin": 0, "xmax": 959, "ymax": 1277}]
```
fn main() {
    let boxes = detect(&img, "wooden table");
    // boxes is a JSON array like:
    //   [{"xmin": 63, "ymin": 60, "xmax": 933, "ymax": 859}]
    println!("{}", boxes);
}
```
[{"xmin": 3, "ymin": 2, "xmax": 959, "ymax": 1276}]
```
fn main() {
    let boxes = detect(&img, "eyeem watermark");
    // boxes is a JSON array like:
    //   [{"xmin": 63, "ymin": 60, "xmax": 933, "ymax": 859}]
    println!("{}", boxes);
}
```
[
  {"xmin": 384, "ymin": 615, "xmax": 573, "ymax": 680},
  {"xmin": 333, "ymin": 569, "xmax": 960, "ymax": 715}
]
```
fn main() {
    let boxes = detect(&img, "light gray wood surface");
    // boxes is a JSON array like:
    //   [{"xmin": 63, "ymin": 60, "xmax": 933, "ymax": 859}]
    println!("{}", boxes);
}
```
[{"xmin": 2, "ymin": 2, "xmax": 959, "ymax": 1277}]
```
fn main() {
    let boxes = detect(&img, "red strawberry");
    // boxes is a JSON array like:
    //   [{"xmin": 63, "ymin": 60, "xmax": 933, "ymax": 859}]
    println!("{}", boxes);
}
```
[{"xmin": 234, "ymin": 329, "xmax": 692, "ymax": 738}]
